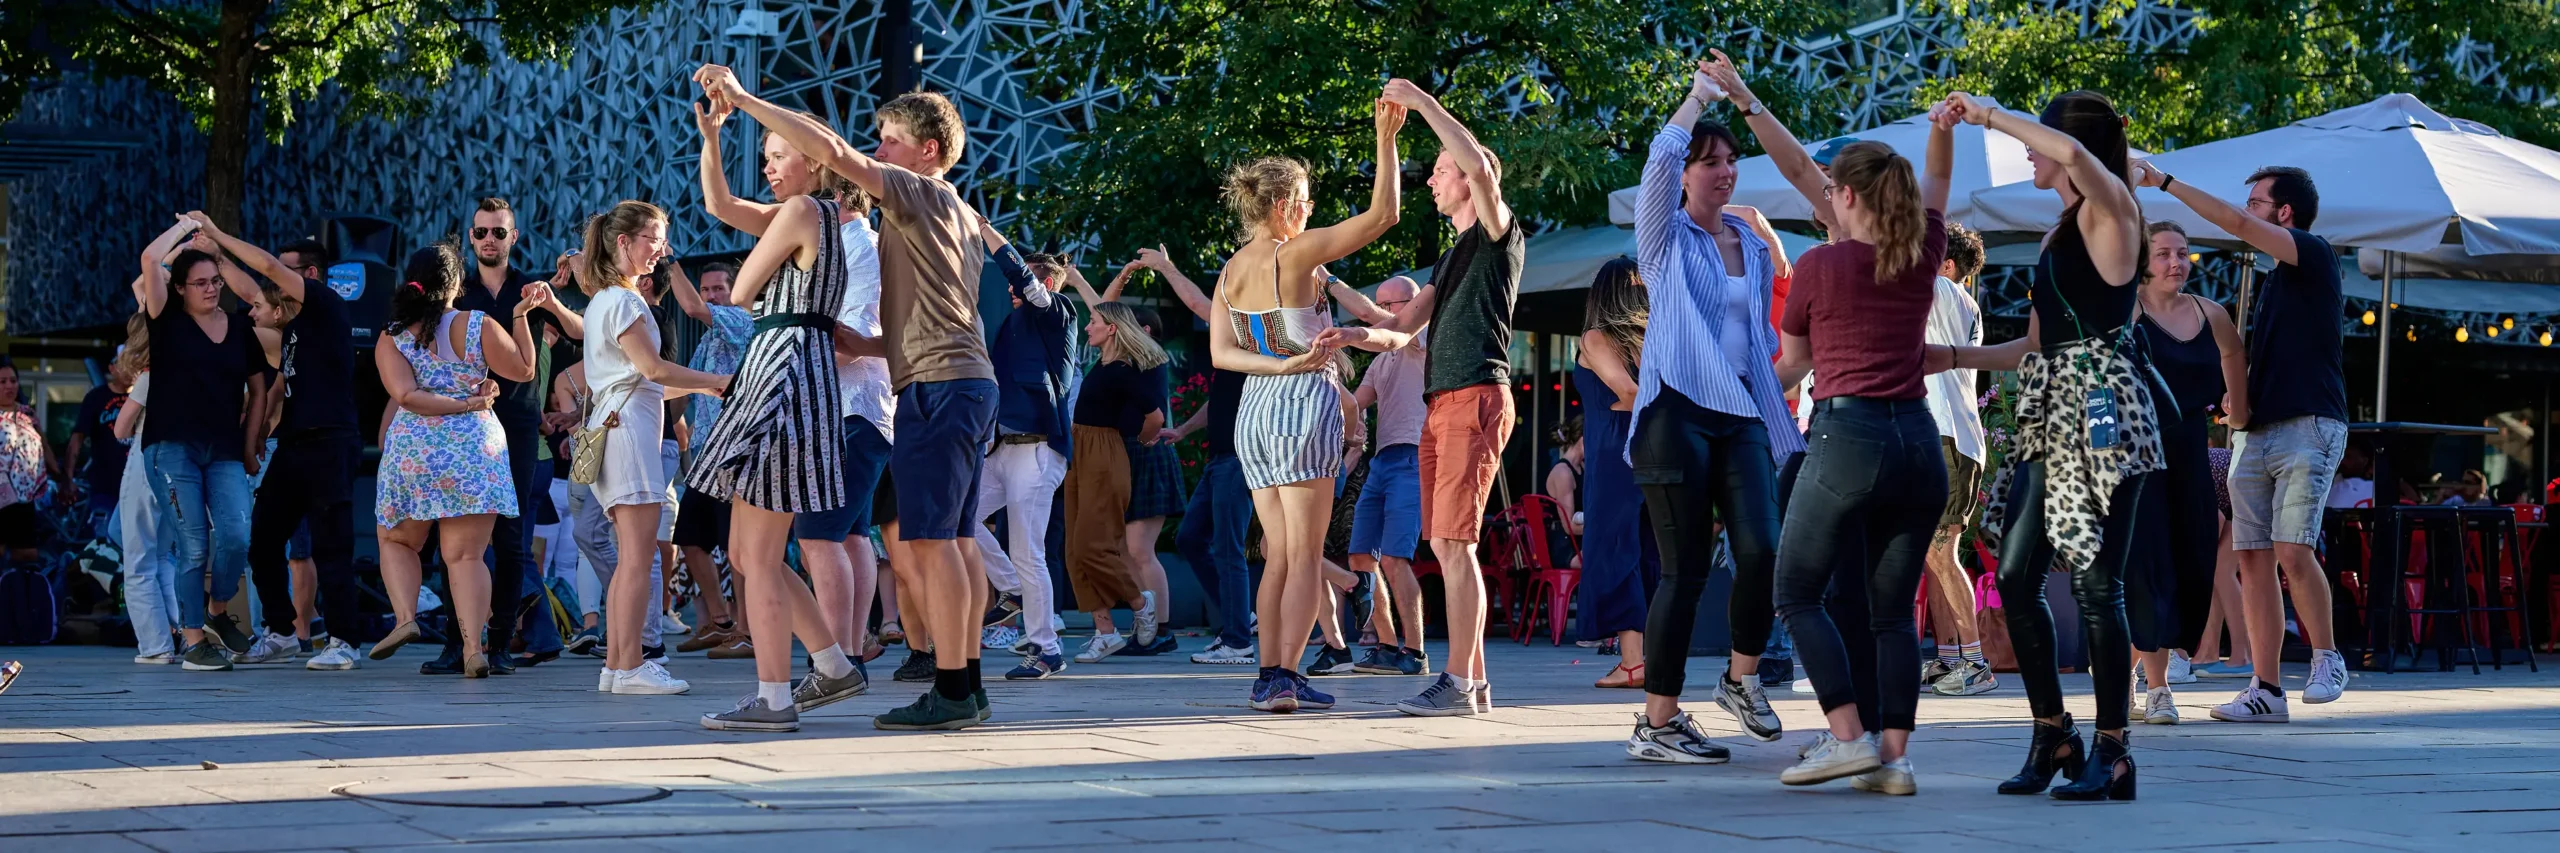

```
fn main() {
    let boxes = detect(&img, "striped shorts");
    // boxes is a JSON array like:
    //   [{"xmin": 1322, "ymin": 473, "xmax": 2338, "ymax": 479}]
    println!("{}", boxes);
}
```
[{"xmin": 1235, "ymin": 371, "xmax": 1343, "ymax": 490}]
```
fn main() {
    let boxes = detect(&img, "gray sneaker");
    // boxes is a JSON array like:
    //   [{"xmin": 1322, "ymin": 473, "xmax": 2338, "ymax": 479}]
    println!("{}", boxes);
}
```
[
  {"xmin": 1781, "ymin": 731, "xmax": 1881, "ymax": 786},
  {"xmin": 1625, "ymin": 712, "xmax": 1731, "ymax": 765},
  {"xmin": 701, "ymin": 696, "xmax": 800, "ymax": 732},
  {"xmin": 1394, "ymin": 672, "xmax": 1480, "ymax": 717},
  {"xmin": 1716, "ymin": 674, "xmax": 1783, "ymax": 741},
  {"xmin": 792, "ymin": 666, "xmax": 870, "ymax": 712},
  {"xmin": 239, "ymin": 632, "xmax": 298, "ymax": 664},
  {"xmin": 1932, "ymin": 660, "xmax": 1998, "ymax": 696}
]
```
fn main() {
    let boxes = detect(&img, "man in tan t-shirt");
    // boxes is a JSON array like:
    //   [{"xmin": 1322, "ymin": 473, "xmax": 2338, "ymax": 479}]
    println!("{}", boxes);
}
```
[{"xmin": 696, "ymin": 65, "xmax": 998, "ymax": 732}]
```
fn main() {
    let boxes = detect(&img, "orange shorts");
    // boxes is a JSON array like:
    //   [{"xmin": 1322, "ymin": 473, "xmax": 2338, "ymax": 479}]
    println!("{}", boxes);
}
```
[{"xmin": 1417, "ymin": 383, "xmax": 1514, "ymax": 543}]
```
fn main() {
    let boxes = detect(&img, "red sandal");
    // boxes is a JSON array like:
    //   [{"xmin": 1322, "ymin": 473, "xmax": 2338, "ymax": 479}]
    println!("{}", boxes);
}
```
[{"xmin": 1595, "ymin": 662, "xmax": 1646, "ymax": 689}]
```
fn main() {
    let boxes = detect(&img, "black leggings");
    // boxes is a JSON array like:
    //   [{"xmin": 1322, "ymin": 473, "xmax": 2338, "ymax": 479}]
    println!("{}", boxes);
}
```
[
  {"xmin": 1774, "ymin": 400, "xmax": 1947, "ymax": 732},
  {"xmin": 249, "ymin": 430, "xmax": 362, "ymax": 638},
  {"xmin": 1633, "ymin": 389, "xmax": 1781, "ymax": 698},
  {"xmin": 1999, "ymin": 460, "xmax": 2148, "ymax": 731},
  {"xmin": 2130, "ymin": 415, "xmax": 2217, "ymax": 655}
]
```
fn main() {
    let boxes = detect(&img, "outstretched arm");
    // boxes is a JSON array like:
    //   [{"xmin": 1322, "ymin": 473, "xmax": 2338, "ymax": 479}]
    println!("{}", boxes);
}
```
[
  {"xmin": 2133, "ymin": 159, "xmax": 2301, "ymax": 266},
  {"xmin": 1136, "ymin": 247, "xmax": 1214, "ymax": 323},
  {"xmin": 1705, "ymin": 50, "xmax": 1834, "ymax": 228},
  {"xmin": 697, "ymin": 64, "xmax": 885, "ymax": 200},
  {"xmin": 1950, "ymin": 92, "xmax": 2142, "ymax": 282},
  {"xmin": 137, "ymin": 217, "xmax": 198, "ymax": 318},
  {"xmin": 1278, "ymin": 99, "xmax": 1406, "ymax": 266},
  {"xmin": 1930, "ymin": 313, "xmax": 2040, "ymax": 374},
  {"xmin": 1382, "ymin": 78, "xmax": 1508, "ymax": 238},
  {"xmin": 695, "ymin": 98, "xmax": 787, "ymax": 236}
]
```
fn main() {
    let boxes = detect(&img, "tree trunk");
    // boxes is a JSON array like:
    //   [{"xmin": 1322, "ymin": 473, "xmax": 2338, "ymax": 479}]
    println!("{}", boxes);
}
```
[{"xmin": 202, "ymin": 0, "xmax": 265, "ymax": 232}]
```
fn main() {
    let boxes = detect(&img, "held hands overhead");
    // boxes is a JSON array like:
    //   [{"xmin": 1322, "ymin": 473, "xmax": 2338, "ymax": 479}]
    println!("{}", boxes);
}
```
[{"xmin": 2129, "ymin": 159, "xmax": 2170, "ymax": 189}]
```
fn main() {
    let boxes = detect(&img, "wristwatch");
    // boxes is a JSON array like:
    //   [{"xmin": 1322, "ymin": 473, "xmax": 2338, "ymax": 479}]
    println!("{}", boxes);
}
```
[{"xmin": 1738, "ymin": 100, "xmax": 1766, "ymax": 117}]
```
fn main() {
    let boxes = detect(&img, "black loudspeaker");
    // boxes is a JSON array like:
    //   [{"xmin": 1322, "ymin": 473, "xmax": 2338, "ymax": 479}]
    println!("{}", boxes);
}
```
[{"xmin": 318, "ymin": 214, "xmax": 402, "ymax": 347}]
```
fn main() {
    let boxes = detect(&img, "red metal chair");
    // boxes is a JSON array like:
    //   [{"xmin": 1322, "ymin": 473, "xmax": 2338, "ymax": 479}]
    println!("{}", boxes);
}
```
[{"xmin": 1497, "ymin": 495, "xmax": 1580, "ymax": 645}]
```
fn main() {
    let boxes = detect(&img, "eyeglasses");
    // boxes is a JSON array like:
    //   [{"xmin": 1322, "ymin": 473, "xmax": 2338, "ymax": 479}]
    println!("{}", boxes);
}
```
[
  {"xmin": 1379, "ymin": 299, "xmax": 1411, "ymax": 309},
  {"xmin": 1820, "ymin": 183, "xmax": 1838, "ymax": 198},
  {"xmin": 1290, "ymin": 198, "xmax": 1314, "ymax": 210},
  {"xmin": 472, "ymin": 226, "xmax": 512, "ymax": 240},
  {"xmin": 2245, "ymin": 197, "xmax": 2275, "ymax": 212},
  {"xmin": 182, "ymin": 277, "xmax": 222, "ymax": 289}
]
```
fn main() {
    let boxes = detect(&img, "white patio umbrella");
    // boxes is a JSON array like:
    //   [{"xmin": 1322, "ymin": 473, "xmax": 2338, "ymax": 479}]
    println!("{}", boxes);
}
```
[
  {"xmin": 1604, "ymin": 99, "xmax": 2128, "ymax": 229},
  {"xmin": 1392, "ymin": 225, "xmax": 1821, "ymax": 296},
  {"xmin": 1962, "ymin": 93, "xmax": 2560, "ymax": 418}
]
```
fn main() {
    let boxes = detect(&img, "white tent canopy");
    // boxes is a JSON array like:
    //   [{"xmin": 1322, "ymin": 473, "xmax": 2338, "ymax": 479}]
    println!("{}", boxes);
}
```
[
  {"xmin": 1963, "ymin": 94, "xmax": 2560, "ymax": 256},
  {"xmin": 1604, "ymin": 99, "xmax": 2132, "ymax": 228},
  {"xmin": 1398, "ymin": 225, "xmax": 1821, "ymax": 295}
]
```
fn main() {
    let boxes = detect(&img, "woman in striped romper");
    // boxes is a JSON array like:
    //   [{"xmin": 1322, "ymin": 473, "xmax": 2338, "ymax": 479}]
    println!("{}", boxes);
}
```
[{"xmin": 1211, "ymin": 98, "xmax": 1406, "ymax": 713}]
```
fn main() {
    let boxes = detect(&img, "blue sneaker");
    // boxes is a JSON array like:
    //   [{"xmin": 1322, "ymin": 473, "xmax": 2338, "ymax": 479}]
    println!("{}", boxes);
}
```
[
  {"xmin": 1395, "ymin": 647, "xmax": 1428, "ymax": 676},
  {"xmin": 1288, "ymin": 670, "xmax": 1335, "ymax": 709},
  {"xmin": 1249, "ymin": 671, "xmax": 1299, "ymax": 713},
  {"xmin": 2194, "ymin": 660, "xmax": 2254, "ymax": 679},
  {"xmin": 1005, "ymin": 653, "xmax": 1065, "ymax": 680}
]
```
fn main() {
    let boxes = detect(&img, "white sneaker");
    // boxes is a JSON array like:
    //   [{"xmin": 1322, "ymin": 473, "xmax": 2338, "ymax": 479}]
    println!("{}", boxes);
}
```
[
  {"xmin": 1190, "ymin": 641, "xmax": 1257, "ymax": 665},
  {"xmin": 1781, "ymin": 732, "xmax": 1881, "ymax": 786},
  {"xmin": 134, "ymin": 650, "xmax": 176, "ymax": 665},
  {"xmin": 2303, "ymin": 649, "xmax": 2349, "ymax": 704},
  {"xmin": 612, "ymin": 660, "xmax": 690, "ymax": 695},
  {"xmin": 2142, "ymin": 686, "xmax": 2180, "ymax": 725},
  {"xmin": 304, "ymin": 639, "xmax": 359, "ymax": 671},
  {"xmin": 2209, "ymin": 683, "xmax": 2289, "ymax": 723},
  {"xmin": 1931, "ymin": 661, "xmax": 1997, "ymax": 696},
  {"xmin": 239, "ymin": 632, "xmax": 299, "ymax": 664},
  {"xmin": 598, "ymin": 667, "xmax": 618, "ymax": 693},
  {"xmin": 1848, "ymin": 757, "xmax": 1916, "ymax": 795},
  {"xmin": 2166, "ymin": 650, "xmax": 2196, "ymax": 684},
  {"xmin": 1074, "ymin": 633, "xmax": 1129, "ymax": 664},
  {"xmin": 982, "ymin": 624, "xmax": 1023, "ymax": 654},
  {"xmin": 1133, "ymin": 591, "xmax": 1159, "ymax": 646},
  {"xmin": 1790, "ymin": 677, "xmax": 1814, "ymax": 694}
]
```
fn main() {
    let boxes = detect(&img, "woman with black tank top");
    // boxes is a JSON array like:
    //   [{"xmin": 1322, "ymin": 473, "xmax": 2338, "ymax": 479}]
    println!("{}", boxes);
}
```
[
  {"xmin": 133, "ymin": 217, "xmax": 282, "ymax": 672},
  {"xmin": 1926, "ymin": 90, "xmax": 2155, "ymax": 801},
  {"xmin": 2129, "ymin": 220, "xmax": 2248, "ymax": 725}
]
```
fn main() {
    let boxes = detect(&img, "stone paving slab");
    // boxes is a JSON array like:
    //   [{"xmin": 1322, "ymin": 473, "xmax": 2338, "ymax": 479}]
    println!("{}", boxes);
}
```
[{"xmin": 4, "ymin": 641, "xmax": 2557, "ymax": 851}]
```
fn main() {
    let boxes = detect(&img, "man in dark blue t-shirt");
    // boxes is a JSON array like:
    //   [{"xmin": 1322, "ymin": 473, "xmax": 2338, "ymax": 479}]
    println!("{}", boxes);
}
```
[
  {"xmin": 2139, "ymin": 161, "xmax": 2351, "ymax": 723},
  {"xmin": 71, "ymin": 372, "xmax": 132, "ymax": 538}
]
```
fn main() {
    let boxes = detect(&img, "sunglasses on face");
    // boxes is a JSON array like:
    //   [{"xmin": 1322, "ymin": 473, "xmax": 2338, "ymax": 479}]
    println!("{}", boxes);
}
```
[{"xmin": 473, "ymin": 227, "xmax": 512, "ymax": 240}]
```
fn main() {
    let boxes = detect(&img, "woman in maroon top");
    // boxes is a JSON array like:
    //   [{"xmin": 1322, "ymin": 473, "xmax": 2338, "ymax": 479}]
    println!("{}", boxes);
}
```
[{"xmin": 1762, "ymin": 105, "xmax": 1955, "ymax": 794}]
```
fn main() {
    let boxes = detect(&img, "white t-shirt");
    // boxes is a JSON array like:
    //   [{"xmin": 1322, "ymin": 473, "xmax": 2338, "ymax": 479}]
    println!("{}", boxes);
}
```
[
  {"xmin": 2327, "ymin": 477, "xmax": 2375, "ymax": 509},
  {"xmin": 838, "ymin": 215, "xmax": 896, "ymax": 439},
  {"xmin": 1718, "ymin": 274, "xmax": 1756, "ymax": 369},
  {"xmin": 1360, "ymin": 328, "xmax": 1430, "ymax": 448},
  {"xmin": 1924, "ymin": 276, "xmax": 1986, "ymax": 463},
  {"xmin": 581, "ymin": 286, "xmax": 663, "ymax": 430}
]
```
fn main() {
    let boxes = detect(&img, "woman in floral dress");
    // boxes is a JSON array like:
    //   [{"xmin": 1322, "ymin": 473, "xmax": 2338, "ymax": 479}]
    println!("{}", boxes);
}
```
[{"xmin": 369, "ymin": 242, "xmax": 541, "ymax": 677}]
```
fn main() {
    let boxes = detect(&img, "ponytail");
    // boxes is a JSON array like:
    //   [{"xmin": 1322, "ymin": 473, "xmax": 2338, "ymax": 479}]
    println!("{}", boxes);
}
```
[
  {"xmin": 392, "ymin": 241, "xmax": 464, "ymax": 342},
  {"xmin": 579, "ymin": 200, "xmax": 668, "ymax": 295},
  {"xmin": 1830, "ymin": 141, "xmax": 1925, "ymax": 284}
]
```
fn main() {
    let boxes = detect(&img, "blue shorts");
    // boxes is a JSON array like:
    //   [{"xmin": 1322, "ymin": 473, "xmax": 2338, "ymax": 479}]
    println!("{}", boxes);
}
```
[
  {"xmin": 795, "ymin": 416, "xmax": 894, "ymax": 541},
  {"xmin": 1348, "ymin": 443, "xmax": 1422, "ymax": 560},
  {"xmin": 891, "ymin": 378, "xmax": 998, "ymax": 541}
]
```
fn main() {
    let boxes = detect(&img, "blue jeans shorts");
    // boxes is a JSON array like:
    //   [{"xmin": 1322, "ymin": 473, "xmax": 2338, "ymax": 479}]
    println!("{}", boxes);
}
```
[
  {"xmin": 2228, "ymin": 415, "xmax": 2347, "ymax": 550},
  {"xmin": 1348, "ymin": 444, "xmax": 1422, "ymax": 560}
]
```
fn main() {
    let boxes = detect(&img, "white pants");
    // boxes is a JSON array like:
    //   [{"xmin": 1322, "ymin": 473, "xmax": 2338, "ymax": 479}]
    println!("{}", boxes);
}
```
[
  {"xmin": 117, "ymin": 452, "xmax": 177, "ymax": 657},
  {"xmin": 972, "ymin": 442, "xmax": 1066, "ymax": 656}
]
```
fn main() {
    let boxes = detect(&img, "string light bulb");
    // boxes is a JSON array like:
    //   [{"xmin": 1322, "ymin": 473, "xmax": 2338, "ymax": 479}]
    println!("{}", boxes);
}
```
[
  {"xmin": 2542, "ymin": 329, "xmax": 2554, "ymax": 347},
  {"xmin": 2457, "ymin": 327, "xmax": 2471, "ymax": 343},
  {"xmin": 2362, "ymin": 310, "xmax": 2376, "ymax": 326},
  {"xmin": 2488, "ymin": 325, "xmax": 2501, "ymax": 338},
  {"xmin": 2407, "ymin": 328, "xmax": 2418, "ymax": 342},
  {"xmin": 2505, "ymin": 317, "xmax": 2517, "ymax": 330}
]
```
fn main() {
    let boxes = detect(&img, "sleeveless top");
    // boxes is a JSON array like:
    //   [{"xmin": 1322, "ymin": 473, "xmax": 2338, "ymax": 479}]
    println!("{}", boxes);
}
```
[
  {"xmin": 2139, "ymin": 295, "xmax": 2226, "ymax": 419},
  {"xmin": 1223, "ymin": 240, "xmax": 1334, "ymax": 359},
  {"xmin": 2030, "ymin": 217, "xmax": 2138, "ymax": 347}
]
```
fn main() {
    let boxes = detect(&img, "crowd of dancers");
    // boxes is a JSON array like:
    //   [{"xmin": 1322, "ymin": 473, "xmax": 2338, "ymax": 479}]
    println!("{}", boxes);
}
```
[{"xmin": 93, "ymin": 54, "xmax": 2359, "ymax": 799}]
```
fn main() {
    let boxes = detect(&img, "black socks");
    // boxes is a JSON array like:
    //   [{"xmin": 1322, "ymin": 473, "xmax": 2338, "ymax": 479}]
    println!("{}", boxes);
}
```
[
  {"xmin": 2259, "ymin": 678, "xmax": 2286, "ymax": 697},
  {"xmin": 968, "ymin": 659, "xmax": 982, "ymax": 694},
  {"xmin": 934, "ymin": 666, "xmax": 971, "ymax": 701}
]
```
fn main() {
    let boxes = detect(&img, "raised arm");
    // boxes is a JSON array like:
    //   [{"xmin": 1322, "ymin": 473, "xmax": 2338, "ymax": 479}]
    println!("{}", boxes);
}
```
[
  {"xmin": 2201, "ymin": 294, "xmax": 2252, "ymax": 428},
  {"xmin": 1276, "ymin": 99, "xmax": 1406, "ymax": 266},
  {"xmin": 724, "ymin": 196, "xmax": 821, "ymax": 315},
  {"xmin": 1951, "ymin": 93, "xmax": 2141, "ymax": 283},
  {"xmin": 1381, "ymin": 78, "xmax": 1508, "ymax": 239},
  {"xmin": 188, "ymin": 212, "xmax": 303, "ymax": 303},
  {"xmin": 1704, "ymin": 50, "xmax": 1834, "ymax": 228},
  {"xmin": 696, "ymin": 64, "xmax": 884, "ymax": 200},
  {"xmin": 1636, "ymin": 62, "xmax": 1722, "ymax": 279},
  {"xmin": 666, "ymin": 259, "xmax": 716, "ymax": 325},
  {"xmin": 476, "ymin": 311, "xmax": 540, "ymax": 384},
  {"xmin": 695, "ymin": 98, "xmax": 787, "ymax": 236},
  {"xmin": 1922, "ymin": 103, "xmax": 1956, "ymax": 214},
  {"xmin": 1136, "ymin": 247, "xmax": 1214, "ymax": 323},
  {"xmin": 2132, "ymin": 159, "xmax": 2300, "ymax": 266},
  {"xmin": 137, "ymin": 217, "xmax": 199, "ymax": 318}
]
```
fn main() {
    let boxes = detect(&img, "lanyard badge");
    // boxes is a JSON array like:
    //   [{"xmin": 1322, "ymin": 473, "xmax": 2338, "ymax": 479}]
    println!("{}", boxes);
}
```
[{"xmin": 2087, "ymin": 387, "xmax": 2120, "ymax": 450}]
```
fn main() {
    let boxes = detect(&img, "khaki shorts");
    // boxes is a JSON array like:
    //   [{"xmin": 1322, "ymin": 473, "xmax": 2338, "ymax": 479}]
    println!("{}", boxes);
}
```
[
  {"xmin": 1417, "ymin": 384, "xmax": 1515, "ymax": 543},
  {"xmin": 1940, "ymin": 436, "xmax": 1982, "ymax": 529}
]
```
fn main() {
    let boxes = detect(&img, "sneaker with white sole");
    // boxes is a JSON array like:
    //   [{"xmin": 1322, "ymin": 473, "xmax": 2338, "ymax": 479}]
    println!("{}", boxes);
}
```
[
  {"xmin": 1073, "ymin": 633, "xmax": 1129, "ymax": 664},
  {"xmin": 133, "ymin": 650, "xmax": 176, "ymax": 665},
  {"xmin": 1848, "ymin": 757, "xmax": 1916, "ymax": 795},
  {"xmin": 2303, "ymin": 648, "xmax": 2349, "ymax": 704},
  {"xmin": 1132, "ymin": 591, "xmax": 1159, "ymax": 647},
  {"xmin": 1394, "ymin": 672, "xmax": 1480, "ymax": 717},
  {"xmin": 612, "ymin": 660, "xmax": 690, "ymax": 695},
  {"xmin": 1781, "ymin": 731, "xmax": 1882, "ymax": 785},
  {"xmin": 2166, "ymin": 650, "xmax": 2195, "ymax": 684},
  {"xmin": 981, "ymin": 624, "xmax": 1023, "ymax": 654},
  {"xmin": 598, "ymin": 667, "xmax": 618, "ymax": 692},
  {"xmin": 1932, "ymin": 660, "xmax": 1998, "ymax": 696},
  {"xmin": 239, "ymin": 632, "xmax": 299, "ymax": 664},
  {"xmin": 791, "ymin": 665, "xmax": 870, "ymax": 712},
  {"xmin": 1715, "ymin": 674, "xmax": 1783, "ymax": 741},
  {"xmin": 304, "ymin": 638, "xmax": 359, "ymax": 671},
  {"xmin": 2142, "ymin": 686, "xmax": 2180, "ymax": 725},
  {"xmin": 701, "ymin": 696, "xmax": 799, "ymax": 732},
  {"xmin": 1307, "ymin": 645, "xmax": 1355, "ymax": 676},
  {"xmin": 1191, "ymin": 640, "xmax": 1257, "ymax": 665},
  {"xmin": 1791, "ymin": 677, "xmax": 1814, "ymax": 694},
  {"xmin": 2209, "ymin": 683, "xmax": 2289, "ymax": 723},
  {"xmin": 1625, "ymin": 712, "xmax": 1730, "ymax": 764},
  {"xmin": 1920, "ymin": 659, "xmax": 1954, "ymax": 689}
]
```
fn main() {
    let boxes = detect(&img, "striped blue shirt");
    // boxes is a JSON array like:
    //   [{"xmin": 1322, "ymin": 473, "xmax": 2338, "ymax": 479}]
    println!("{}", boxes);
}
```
[{"xmin": 1629, "ymin": 123, "xmax": 1806, "ymax": 463}]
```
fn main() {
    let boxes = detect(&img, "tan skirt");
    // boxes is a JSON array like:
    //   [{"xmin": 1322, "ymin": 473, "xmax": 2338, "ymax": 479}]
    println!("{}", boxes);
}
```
[{"xmin": 1064, "ymin": 425, "xmax": 1141, "ymax": 612}]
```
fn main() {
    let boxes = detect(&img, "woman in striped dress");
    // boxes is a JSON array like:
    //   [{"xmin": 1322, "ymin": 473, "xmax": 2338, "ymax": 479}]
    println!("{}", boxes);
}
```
[
  {"xmin": 687, "ymin": 190, "xmax": 871, "ymax": 733},
  {"xmin": 1210, "ymin": 97, "xmax": 1405, "ymax": 713}
]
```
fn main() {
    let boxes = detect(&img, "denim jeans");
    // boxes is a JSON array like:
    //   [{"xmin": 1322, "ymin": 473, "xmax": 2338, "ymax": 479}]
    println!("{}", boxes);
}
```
[
  {"xmin": 1773, "ymin": 398, "xmax": 1947, "ymax": 732},
  {"xmin": 564, "ymin": 481, "xmax": 663, "ymax": 642},
  {"xmin": 117, "ymin": 451, "xmax": 178, "ymax": 656},
  {"xmin": 1632, "ymin": 389, "xmax": 1781, "ymax": 697},
  {"xmin": 1177, "ymin": 454, "xmax": 1256, "ymax": 649},
  {"xmin": 146, "ymin": 441, "xmax": 252, "ymax": 632}
]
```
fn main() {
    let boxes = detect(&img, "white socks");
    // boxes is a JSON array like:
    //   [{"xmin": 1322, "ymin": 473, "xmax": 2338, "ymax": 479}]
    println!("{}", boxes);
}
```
[
  {"xmin": 812, "ymin": 645, "xmax": 854, "ymax": 679},
  {"xmin": 758, "ymin": 681, "xmax": 793, "ymax": 711},
  {"xmin": 1453, "ymin": 674, "xmax": 1485, "ymax": 692}
]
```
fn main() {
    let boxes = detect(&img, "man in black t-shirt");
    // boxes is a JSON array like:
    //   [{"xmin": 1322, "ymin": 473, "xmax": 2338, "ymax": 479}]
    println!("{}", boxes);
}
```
[
  {"xmin": 71, "ymin": 367, "xmax": 133, "ymax": 540},
  {"xmin": 191, "ymin": 221, "xmax": 372, "ymax": 671},
  {"xmin": 2138, "ymin": 161, "xmax": 2352, "ymax": 723}
]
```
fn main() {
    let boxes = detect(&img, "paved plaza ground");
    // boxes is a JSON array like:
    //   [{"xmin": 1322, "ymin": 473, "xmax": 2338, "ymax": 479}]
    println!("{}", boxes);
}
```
[{"xmin": 3, "ymin": 638, "xmax": 2556, "ymax": 852}]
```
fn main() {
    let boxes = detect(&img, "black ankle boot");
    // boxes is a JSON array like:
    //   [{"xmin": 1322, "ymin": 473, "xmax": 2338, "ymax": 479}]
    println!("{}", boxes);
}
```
[
  {"xmin": 1997, "ymin": 715, "xmax": 2086, "ymax": 795},
  {"xmin": 2050, "ymin": 731, "xmax": 2136, "ymax": 801}
]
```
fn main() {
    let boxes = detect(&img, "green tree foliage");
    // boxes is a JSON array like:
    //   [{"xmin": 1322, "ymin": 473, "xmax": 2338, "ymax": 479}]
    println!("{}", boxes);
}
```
[
  {"xmin": 1014, "ymin": 0, "xmax": 1849, "ymax": 287},
  {"xmin": 7, "ymin": 0, "xmax": 652, "ymax": 230},
  {"xmin": 1923, "ymin": 0, "xmax": 2560, "ymax": 152}
]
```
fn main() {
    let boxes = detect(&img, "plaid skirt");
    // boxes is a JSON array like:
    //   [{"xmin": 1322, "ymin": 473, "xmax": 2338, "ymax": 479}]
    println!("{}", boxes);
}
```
[{"xmin": 1125, "ymin": 438, "xmax": 1187, "ymax": 521}]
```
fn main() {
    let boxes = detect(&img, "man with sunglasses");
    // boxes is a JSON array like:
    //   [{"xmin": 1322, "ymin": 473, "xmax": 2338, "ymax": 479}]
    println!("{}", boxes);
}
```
[
  {"xmin": 433, "ymin": 197, "xmax": 588, "ymax": 676},
  {"xmin": 1339, "ymin": 275, "xmax": 1430, "ymax": 677}
]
